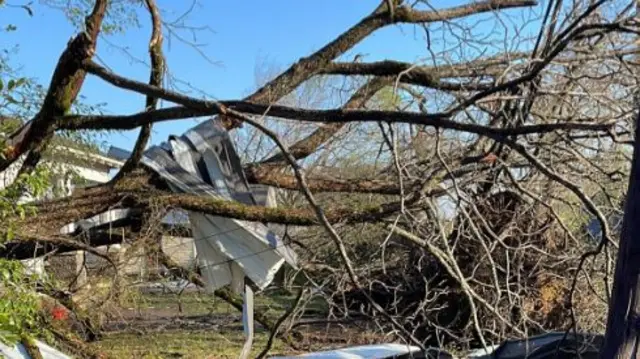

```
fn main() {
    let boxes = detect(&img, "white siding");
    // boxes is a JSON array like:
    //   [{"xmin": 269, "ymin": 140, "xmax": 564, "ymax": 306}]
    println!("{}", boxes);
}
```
[{"xmin": 0, "ymin": 147, "xmax": 124, "ymax": 279}]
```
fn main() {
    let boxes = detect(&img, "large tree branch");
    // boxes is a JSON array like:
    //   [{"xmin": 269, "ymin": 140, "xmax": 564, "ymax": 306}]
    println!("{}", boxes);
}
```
[
  {"xmin": 149, "ymin": 191, "xmax": 424, "ymax": 226},
  {"xmin": 2, "ymin": 193, "xmax": 431, "ymax": 262},
  {"xmin": 322, "ymin": 48, "xmax": 640, "ymax": 83},
  {"xmin": 1, "ymin": 0, "xmax": 109, "ymax": 174},
  {"xmin": 70, "ymin": 59, "xmax": 615, "ymax": 139},
  {"xmin": 2, "ymin": 188, "xmax": 416, "ymax": 257},
  {"xmin": 245, "ymin": 163, "xmax": 410, "ymax": 195},
  {"xmin": 321, "ymin": 62, "xmax": 497, "ymax": 91},
  {"xmin": 3, "ymin": 167, "xmax": 446, "ymax": 257},
  {"xmin": 229, "ymin": 0, "xmax": 537, "ymax": 129},
  {"xmin": 322, "ymin": 56, "xmax": 523, "ymax": 80},
  {"xmin": 245, "ymin": 155, "xmax": 490, "ymax": 194},
  {"xmin": 61, "ymin": 100, "xmax": 615, "ymax": 138}
]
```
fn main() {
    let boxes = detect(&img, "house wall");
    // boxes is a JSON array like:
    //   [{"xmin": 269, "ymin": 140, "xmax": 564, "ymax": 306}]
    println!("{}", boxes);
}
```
[
  {"xmin": 47, "ymin": 243, "xmax": 148, "ymax": 285},
  {"xmin": 0, "ymin": 148, "xmax": 124, "ymax": 278},
  {"xmin": 53, "ymin": 162, "xmax": 113, "ymax": 184},
  {"xmin": 162, "ymin": 236, "xmax": 197, "ymax": 270},
  {"xmin": 0, "ymin": 154, "xmax": 25, "ymax": 190},
  {"xmin": 0, "ymin": 147, "xmax": 121, "ymax": 192},
  {"xmin": 54, "ymin": 237, "xmax": 197, "ymax": 284}
]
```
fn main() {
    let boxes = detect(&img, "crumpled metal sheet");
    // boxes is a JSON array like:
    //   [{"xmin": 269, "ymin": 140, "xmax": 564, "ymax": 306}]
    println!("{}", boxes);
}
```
[
  {"xmin": 271, "ymin": 343, "xmax": 425, "ymax": 359},
  {"xmin": 272, "ymin": 332, "xmax": 603, "ymax": 359},
  {"xmin": 140, "ymin": 120, "xmax": 298, "ymax": 289},
  {"xmin": 470, "ymin": 332, "xmax": 602, "ymax": 359},
  {"xmin": 60, "ymin": 118, "xmax": 298, "ymax": 359},
  {"xmin": 0, "ymin": 339, "xmax": 71, "ymax": 359}
]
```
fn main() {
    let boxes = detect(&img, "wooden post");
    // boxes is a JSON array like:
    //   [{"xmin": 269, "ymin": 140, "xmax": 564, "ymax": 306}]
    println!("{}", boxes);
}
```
[{"xmin": 72, "ymin": 250, "xmax": 87, "ymax": 290}]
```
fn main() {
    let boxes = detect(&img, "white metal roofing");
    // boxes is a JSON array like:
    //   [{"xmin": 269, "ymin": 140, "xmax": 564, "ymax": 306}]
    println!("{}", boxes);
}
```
[
  {"xmin": 270, "ymin": 343, "xmax": 423, "ymax": 359},
  {"xmin": 0, "ymin": 339, "xmax": 71, "ymax": 359},
  {"xmin": 59, "ymin": 118, "xmax": 297, "ymax": 359}
]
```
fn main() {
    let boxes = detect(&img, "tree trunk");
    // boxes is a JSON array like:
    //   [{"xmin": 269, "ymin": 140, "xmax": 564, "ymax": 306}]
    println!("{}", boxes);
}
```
[
  {"xmin": 600, "ymin": 110, "xmax": 640, "ymax": 357},
  {"xmin": 600, "ymin": 3, "xmax": 640, "ymax": 356}
]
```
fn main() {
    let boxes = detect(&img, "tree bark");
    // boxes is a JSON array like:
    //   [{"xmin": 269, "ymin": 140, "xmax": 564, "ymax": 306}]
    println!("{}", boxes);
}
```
[
  {"xmin": 2, "ymin": 0, "xmax": 109, "ymax": 174},
  {"xmin": 600, "ymin": 110, "xmax": 640, "ymax": 358},
  {"xmin": 600, "ymin": 2, "xmax": 640, "ymax": 355}
]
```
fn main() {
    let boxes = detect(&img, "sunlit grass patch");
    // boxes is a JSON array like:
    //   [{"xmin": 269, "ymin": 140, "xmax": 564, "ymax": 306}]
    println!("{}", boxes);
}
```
[{"xmin": 91, "ymin": 329, "xmax": 294, "ymax": 359}]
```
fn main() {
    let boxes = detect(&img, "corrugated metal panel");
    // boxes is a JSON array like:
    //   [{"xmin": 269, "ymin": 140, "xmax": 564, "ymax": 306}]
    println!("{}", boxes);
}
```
[
  {"xmin": 106, "ymin": 145, "xmax": 133, "ymax": 162},
  {"xmin": 469, "ymin": 332, "xmax": 603, "ymax": 358},
  {"xmin": 62, "ymin": 118, "xmax": 296, "ymax": 358},
  {"xmin": 250, "ymin": 184, "xmax": 277, "ymax": 208},
  {"xmin": 141, "ymin": 119, "xmax": 296, "ymax": 359},
  {"xmin": 142, "ymin": 124, "xmax": 296, "ymax": 275},
  {"xmin": 270, "ymin": 344, "xmax": 424, "ymax": 359}
]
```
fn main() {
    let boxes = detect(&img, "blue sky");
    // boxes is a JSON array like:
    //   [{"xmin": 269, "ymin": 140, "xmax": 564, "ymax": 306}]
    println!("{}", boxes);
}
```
[{"xmin": 1, "ymin": 0, "xmax": 541, "ymax": 152}]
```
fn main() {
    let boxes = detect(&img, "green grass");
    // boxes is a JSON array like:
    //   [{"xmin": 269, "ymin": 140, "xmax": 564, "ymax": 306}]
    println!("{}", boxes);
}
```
[
  {"xmin": 91, "ymin": 330, "xmax": 294, "ymax": 359},
  {"xmin": 89, "ymin": 288, "xmax": 326, "ymax": 358},
  {"xmin": 120, "ymin": 288, "xmax": 326, "ymax": 319}
]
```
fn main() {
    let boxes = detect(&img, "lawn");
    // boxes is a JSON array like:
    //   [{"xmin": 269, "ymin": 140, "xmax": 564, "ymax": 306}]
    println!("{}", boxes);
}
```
[
  {"xmin": 84, "ymin": 285, "xmax": 381, "ymax": 358},
  {"xmin": 87, "ymin": 288, "xmax": 316, "ymax": 358},
  {"xmin": 119, "ymin": 288, "xmax": 302, "ymax": 318},
  {"xmin": 92, "ymin": 330, "xmax": 293, "ymax": 359}
]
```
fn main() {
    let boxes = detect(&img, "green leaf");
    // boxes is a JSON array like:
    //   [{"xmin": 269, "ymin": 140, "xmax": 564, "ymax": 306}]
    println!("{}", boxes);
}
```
[
  {"xmin": 0, "ymin": 79, "xmax": 3, "ymax": 91},
  {"xmin": 7, "ymin": 79, "xmax": 15, "ymax": 91}
]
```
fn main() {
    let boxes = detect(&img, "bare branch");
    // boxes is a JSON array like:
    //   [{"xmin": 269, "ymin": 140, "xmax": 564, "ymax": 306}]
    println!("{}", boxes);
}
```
[
  {"xmin": 61, "ymin": 99, "xmax": 615, "ymax": 138},
  {"xmin": 233, "ymin": 0, "xmax": 538, "ymax": 128},
  {"xmin": 260, "ymin": 77, "xmax": 389, "ymax": 164},
  {"xmin": 111, "ymin": 0, "xmax": 165, "ymax": 183}
]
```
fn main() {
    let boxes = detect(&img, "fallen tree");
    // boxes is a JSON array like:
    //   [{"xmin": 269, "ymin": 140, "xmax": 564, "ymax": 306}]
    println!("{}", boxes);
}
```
[{"xmin": 0, "ymin": 0, "xmax": 638, "ymax": 356}]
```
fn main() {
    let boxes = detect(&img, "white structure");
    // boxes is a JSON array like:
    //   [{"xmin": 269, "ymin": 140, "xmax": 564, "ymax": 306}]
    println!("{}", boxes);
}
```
[
  {"xmin": 48, "ymin": 145, "xmax": 124, "ymax": 185},
  {"xmin": 271, "ymin": 344, "xmax": 424, "ymax": 359},
  {"xmin": 0, "ymin": 339, "xmax": 71, "ymax": 359},
  {"xmin": 0, "ymin": 144, "xmax": 125, "ymax": 277},
  {"xmin": 0, "ymin": 145, "xmax": 124, "ymax": 195}
]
